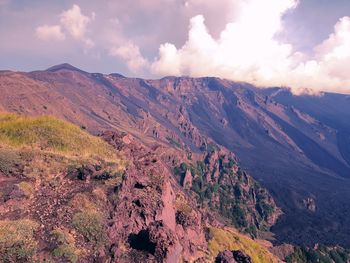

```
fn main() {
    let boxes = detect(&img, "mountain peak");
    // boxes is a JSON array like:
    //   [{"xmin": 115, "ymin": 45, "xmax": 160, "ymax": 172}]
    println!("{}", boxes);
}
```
[
  {"xmin": 109, "ymin": 73, "xmax": 126, "ymax": 78},
  {"xmin": 46, "ymin": 63, "xmax": 86, "ymax": 73}
]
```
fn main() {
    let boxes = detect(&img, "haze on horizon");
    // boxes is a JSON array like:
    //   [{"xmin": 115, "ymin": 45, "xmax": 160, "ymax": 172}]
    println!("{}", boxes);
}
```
[{"xmin": 1, "ymin": 0, "xmax": 350, "ymax": 94}]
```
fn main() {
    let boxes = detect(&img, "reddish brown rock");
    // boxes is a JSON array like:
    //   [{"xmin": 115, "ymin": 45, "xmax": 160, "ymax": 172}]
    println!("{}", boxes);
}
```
[
  {"xmin": 103, "ymin": 131, "xmax": 207, "ymax": 262},
  {"xmin": 182, "ymin": 169, "xmax": 192, "ymax": 189}
]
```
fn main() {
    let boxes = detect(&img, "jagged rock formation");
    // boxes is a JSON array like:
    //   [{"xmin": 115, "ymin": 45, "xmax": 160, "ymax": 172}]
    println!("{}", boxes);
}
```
[
  {"xmin": 174, "ymin": 148, "xmax": 281, "ymax": 237},
  {"xmin": 102, "ymin": 131, "xmax": 207, "ymax": 262}
]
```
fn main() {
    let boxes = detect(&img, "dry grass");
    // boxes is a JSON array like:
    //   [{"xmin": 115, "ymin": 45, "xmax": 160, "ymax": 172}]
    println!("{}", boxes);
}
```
[
  {"xmin": 207, "ymin": 227, "xmax": 280, "ymax": 263},
  {"xmin": 70, "ymin": 193, "xmax": 97, "ymax": 212},
  {"xmin": 17, "ymin": 181, "xmax": 34, "ymax": 198},
  {"xmin": 70, "ymin": 193, "xmax": 106, "ymax": 247},
  {"xmin": 0, "ymin": 113, "xmax": 125, "ymax": 180},
  {"xmin": 175, "ymin": 193, "xmax": 193, "ymax": 215},
  {"xmin": 0, "ymin": 113, "xmax": 119, "ymax": 161},
  {"xmin": 0, "ymin": 219, "xmax": 39, "ymax": 262}
]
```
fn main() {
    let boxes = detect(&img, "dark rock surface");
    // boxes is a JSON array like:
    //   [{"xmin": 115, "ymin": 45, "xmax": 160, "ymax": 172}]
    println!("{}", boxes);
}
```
[{"xmin": 215, "ymin": 250, "xmax": 252, "ymax": 263}]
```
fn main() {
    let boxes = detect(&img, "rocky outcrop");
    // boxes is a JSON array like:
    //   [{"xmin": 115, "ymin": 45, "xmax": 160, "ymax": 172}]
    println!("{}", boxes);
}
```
[
  {"xmin": 182, "ymin": 169, "xmax": 192, "ymax": 189},
  {"xmin": 174, "ymin": 148, "xmax": 281, "ymax": 237},
  {"xmin": 215, "ymin": 250, "xmax": 252, "ymax": 263},
  {"xmin": 102, "ymin": 131, "xmax": 207, "ymax": 262},
  {"xmin": 303, "ymin": 197, "xmax": 316, "ymax": 212}
]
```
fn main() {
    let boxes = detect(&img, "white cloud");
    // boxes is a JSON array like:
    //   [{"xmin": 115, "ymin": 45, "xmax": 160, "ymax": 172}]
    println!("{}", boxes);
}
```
[
  {"xmin": 151, "ymin": 0, "xmax": 299, "ymax": 85},
  {"xmin": 287, "ymin": 16, "xmax": 350, "ymax": 94},
  {"xmin": 150, "ymin": 0, "xmax": 350, "ymax": 94},
  {"xmin": 110, "ymin": 42, "xmax": 148, "ymax": 72},
  {"xmin": 60, "ymin": 4, "xmax": 92, "ymax": 40},
  {"xmin": 35, "ymin": 4, "xmax": 95, "ymax": 49},
  {"xmin": 35, "ymin": 25, "xmax": 65, "ymax": 41}
]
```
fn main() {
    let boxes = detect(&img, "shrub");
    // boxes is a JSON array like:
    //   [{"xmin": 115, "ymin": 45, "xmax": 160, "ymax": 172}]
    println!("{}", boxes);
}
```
[
  {"xmin": 173, "ymin": 162, "xmax": 187, "ymax": 177},
  {"xmin": 0, "ymin": 219, "xmax": 39, "ymax": 262},
  {"xmin": 72, "ymin": 211, "xmax": 105, "ymax": 246},
  {"xmin": 231, "ymin": 205, "xmax": 247, "ymax": 228},
  {"xmin": 52, "ymin": 244, "xmax": 79, "ymax": 263},
  {"xmin": 51, "ymin": 228, "xmax": 80, "ymax": 263},
  {"xmin": 256, "ymin": 201, "xmax": 274, "ymax": 220},
  {"xmin": 51, "ymin": 228, "xmax": 75, "ymax": 245}
]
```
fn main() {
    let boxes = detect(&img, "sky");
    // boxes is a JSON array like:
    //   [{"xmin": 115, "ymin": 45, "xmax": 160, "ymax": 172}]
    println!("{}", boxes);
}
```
[{"xmin": 0, "ymin": 0, "xmax": 350, "ymax": 94}]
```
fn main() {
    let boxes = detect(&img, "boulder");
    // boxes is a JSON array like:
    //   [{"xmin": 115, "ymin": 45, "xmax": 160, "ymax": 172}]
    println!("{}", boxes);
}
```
[{"xmin": 215, "ymin": 250, "xmax": 252, "ymax": 263}]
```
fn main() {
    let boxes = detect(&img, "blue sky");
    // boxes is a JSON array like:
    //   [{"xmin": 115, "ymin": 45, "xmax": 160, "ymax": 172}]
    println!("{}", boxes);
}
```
[{"xmin": 1, "ymin": 0, "xmax": 350, "ymax": 94}]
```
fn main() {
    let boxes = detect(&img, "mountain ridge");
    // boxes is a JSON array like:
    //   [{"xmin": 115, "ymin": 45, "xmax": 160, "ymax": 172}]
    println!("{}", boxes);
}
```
[{"xmin": 1, "ymin": 64, "xmax": 350, "ymax": 247}]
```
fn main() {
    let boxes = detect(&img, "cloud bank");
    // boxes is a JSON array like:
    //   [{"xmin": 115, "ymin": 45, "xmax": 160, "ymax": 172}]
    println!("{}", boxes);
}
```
[
  {"xmin": 149, "ymin": 0, "xmax": 350, "ymax": 94},
  {"xmin": 35, "ymin": 4, "xmax": 94, "ymax": 49},
  {"xmin": 28, "ymin": 1, "xmax": 350, "ymax": 94}
]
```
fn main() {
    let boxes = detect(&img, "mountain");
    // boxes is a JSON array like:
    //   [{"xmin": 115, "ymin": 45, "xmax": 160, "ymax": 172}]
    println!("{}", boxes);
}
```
[{"xmin": 1, "ymin": 64, "xmax": 350, "ymax": 248}]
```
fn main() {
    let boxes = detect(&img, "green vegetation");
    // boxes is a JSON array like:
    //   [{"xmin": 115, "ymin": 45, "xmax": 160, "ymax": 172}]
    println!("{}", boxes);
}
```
[
  {"xmin": 70, "ymin": 193, "xmax": 98, "ymax": 211},
  {"xmin": 72, "ymin": 211, "xmax": 105, "ymax": 246},
  {"xmin": 166, "ymin": 136, "xmax": 182, "ymax": 148},
  {"xmin": 0, "ymin": 113, "xmax": 124, "ymax": 182},
  {"xmin": 286, "ymin": 245, "xmax": 350, "ymax": 263},
  {"xmin": 71, "ymin": 193, "xmax": 106, "ymax": 247},
  {"xmin": 51, "ymin": 228, "xmax": 80, "ymax": 263},
  {"xmin": 0, "ymin": 113, "xmax": 118, "ymax": 160},
  {"xmin": 174, "ymin": 150, "xmax": 279, "ymax": 236},
  {"xmin": 200, "ymin": 142, "xmax": 220, "ymax": 153},
  {"xmin": 208, "ymin": 227, "xmax": 279, "ymax": 263},
  {"xmin": 53, "ymin": 244, "xmax": 79, "ymax": 263},
  {"xmin": 0, "ymin": 219, "xmax": 39, "ymax": 262}
]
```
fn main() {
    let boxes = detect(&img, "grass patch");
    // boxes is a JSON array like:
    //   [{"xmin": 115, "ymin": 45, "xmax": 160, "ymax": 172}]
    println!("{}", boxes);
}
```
[
  {"xmin": 0, "ymin": 113, "xmax": 125, "ymax": 180},
  {"xmin": 70, "ymin": 193, "xmax": 97, "ymax": 212},
  {"xmin": 208, "ymin": 227, "xmax": 279, "ymax": 263},
  {"xmin": 72, "ymin": 211, "xmax": 105, "ymax": 246},
  {"xmin": 17, "ymin": 181, "xmax": 34, "ymax": 198},
  {"xmin": 0, "ymin": 219, "xmax": 39, "ymax": 262},
  {"xmin": 70, "ymin": 193, "xmax": 106, "ymax": 247},
  {"xmin": 0, "ymin": 113, "xmax": 118, "ymax": 160},
  {"xmin": 51, "ymin": 228, "xmax": 80, "ymax": 263},
  {"xmin": 52, "ymin": 244, "xmax": 79, "ymax": 263}
]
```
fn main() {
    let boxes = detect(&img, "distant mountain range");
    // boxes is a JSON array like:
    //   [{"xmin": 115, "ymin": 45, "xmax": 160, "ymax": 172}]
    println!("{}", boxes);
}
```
[{"xmin": 1, "ymin": 63, "xmax": 350, "ymax": 247}]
